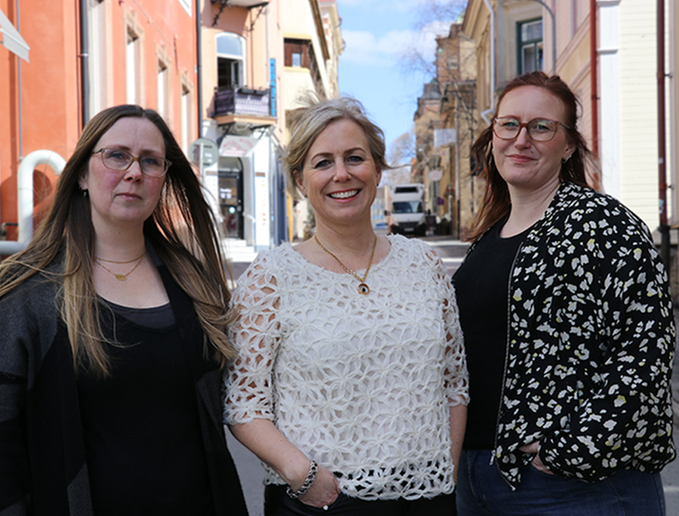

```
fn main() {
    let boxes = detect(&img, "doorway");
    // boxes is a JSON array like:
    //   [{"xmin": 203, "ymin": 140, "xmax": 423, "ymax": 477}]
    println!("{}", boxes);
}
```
[{"xmin": 219, "ymin": 159, "xmax": 244, "ymax": 239}]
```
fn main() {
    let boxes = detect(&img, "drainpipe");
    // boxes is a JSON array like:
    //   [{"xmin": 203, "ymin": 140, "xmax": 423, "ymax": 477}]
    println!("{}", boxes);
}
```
[
  {"xmin": 480, "ymin": 0, "xmax": 496, "ymax": 124},
  {"xmin": 16, "ymin": 0, "xmax": 23, "ymax": 162},
  {"xmin": 0, "ymin": 150, "xmax": 66, "ymax": 255},
  {"xmin": 196, "ymin": 0, "xmax": 203, "ymax": 131},
  {"xmin": 657, "ymin": 0, "xmax": 670, "ymax": 267},
  {"xmin": 80, "ymin": 0, "xmax": 90, "ymax": 125},
  {"xmin": 589, "ymin": 0, "xmax": 599, "ymax": 155}
]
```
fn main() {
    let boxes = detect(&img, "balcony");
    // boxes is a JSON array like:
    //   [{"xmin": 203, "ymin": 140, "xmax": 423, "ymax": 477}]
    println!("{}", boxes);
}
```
[
  {"xmin": 211, "ymin": 0, "xmax": 269, "ymax": 8},
  {"xmin": 212, "ymin": 86, "xmax": 272, "ymax": 121}
]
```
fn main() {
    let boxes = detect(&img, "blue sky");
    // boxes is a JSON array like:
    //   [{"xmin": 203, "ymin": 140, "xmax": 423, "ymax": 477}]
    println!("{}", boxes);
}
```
[{"xmin": 336, "ymin": 0, "xmax": 454, "ymax": 161}]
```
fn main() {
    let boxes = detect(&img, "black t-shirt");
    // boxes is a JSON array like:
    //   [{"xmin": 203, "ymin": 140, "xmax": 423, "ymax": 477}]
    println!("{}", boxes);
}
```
[
  {"xmin": 453, "ymin": 219, "xmax": 531, "ymax": 449},
  {"xmin": 77, "ymin": 302, "xmax": 214, "ymax": 515}
]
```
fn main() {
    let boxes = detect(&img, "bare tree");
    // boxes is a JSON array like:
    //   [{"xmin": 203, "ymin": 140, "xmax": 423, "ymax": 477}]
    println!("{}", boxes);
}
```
[
  {"xmin": 388, "ymin": 129, "xmax": 416, "ymax": 166},
  {"xmin": 416, "ymin": 0, "xmax": 467, "ymax": 29},
  {"xmin": 398, "ymin": 0, "xmax": 468, "ymax": 78}
]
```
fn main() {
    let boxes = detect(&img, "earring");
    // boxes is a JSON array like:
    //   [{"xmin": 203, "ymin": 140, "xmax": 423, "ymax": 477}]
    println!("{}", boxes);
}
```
[
  {"xmin": 562, "ymin": 154, "xmax": 573, "ymax": 164},
  {"xmin": 82, "ymin": 189, "xmax": 88, "ymax": 197}
]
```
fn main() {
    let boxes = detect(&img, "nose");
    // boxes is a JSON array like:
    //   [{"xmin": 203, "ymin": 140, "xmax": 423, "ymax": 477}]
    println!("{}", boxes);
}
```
[
  {"xmin": 123, "ymin": 159, "xmax": 143, "ymax": 181},
  {"xmin": 514, "ymin": 126, "xmax": 531, "ymax": 147},
  {"xmin": 333, "ymin": 162, "xmax": 351, "ymax": 181}
]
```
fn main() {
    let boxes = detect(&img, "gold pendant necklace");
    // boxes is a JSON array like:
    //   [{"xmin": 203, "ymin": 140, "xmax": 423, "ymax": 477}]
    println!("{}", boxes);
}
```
[
  {"xmin": 314, "ymin": 235, "xmax": 377, "ymax": 295},
  {"xmin": 94, "ymin": 251, "xmax": 146, "ymax": 282}
]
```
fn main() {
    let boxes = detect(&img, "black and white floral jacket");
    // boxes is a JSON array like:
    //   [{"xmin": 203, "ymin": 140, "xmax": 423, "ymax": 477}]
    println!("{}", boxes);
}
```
[{"xmin": 476, "ymin": 182, "xmax": 676, "ymax": 488}]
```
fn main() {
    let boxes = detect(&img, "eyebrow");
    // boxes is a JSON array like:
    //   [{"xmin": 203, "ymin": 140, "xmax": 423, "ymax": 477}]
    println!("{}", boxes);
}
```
[
  {"xmin": 104, "ymin": 145, "xmax": 165, "ymax": 156},
  {"xmin": 310, "ymin": 147, "xmax": 368, "ymax": 159}
]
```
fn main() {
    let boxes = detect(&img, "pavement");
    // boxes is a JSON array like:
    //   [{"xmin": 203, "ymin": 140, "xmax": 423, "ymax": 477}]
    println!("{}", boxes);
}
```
[{"xmin": 223, "ymin": 235, "xmax": 679, "ymax": 516}]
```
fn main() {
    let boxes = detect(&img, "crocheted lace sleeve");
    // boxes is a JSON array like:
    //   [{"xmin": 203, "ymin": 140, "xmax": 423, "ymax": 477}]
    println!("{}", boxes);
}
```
[
  {"xmin": 426, "ymin": 244, "xmax": 469, "ymax": 407},
  {"xmin": 224, "ymin": 252, "xmax": 280, "ymax": 425}
]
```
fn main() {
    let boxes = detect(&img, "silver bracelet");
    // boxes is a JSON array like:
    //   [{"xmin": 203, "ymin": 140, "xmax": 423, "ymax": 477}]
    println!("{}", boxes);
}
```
[{"xmin": 286, "ymin": 459, "xmax": 318, "ymax": 499}]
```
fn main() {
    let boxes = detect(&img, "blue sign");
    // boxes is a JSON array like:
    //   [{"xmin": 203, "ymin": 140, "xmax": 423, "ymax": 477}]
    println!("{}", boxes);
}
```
[{"xmin": 270, "ymin": 58, "xmax": 277, "ymax": 117}]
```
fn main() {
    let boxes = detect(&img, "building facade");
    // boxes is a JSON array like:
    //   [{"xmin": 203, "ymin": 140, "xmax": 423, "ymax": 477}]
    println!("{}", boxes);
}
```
[
  {"xmin": 0, "ymin": 0, "xmax": 199, "ymax": 254},
  {"xmin": 280, "ymin": 0, "xmax": 342, "ymax": 241},
  {"xmin": 461, "ymin": 0, "xmax": 676, "ymax": 237},
  {"xmin": 412, "ymin": 22, "xmax": 479, "ymax": 238},
  {"xmin": 200, "ymin": 0, "xmax": 284, "ymax": 251}
]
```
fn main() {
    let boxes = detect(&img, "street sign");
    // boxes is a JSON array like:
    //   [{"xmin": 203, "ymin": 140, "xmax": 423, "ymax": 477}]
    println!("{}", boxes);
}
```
[{"xmin": 189, "ymin": 138, "xmax": 218, "ymax": 168}]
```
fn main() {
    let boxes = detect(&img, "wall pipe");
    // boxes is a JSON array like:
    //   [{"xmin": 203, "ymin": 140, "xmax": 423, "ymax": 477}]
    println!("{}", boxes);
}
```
[
  {"xmin": 480, "ymin": 0, "xmax": 496, "ymax": 124},
  {"xmin": 16, "ymin": 0, "xmax": 23, "ymax": 161},
  {"xmin": 80, "ymin": 0, "xmax": 90, "ymax": 126},
  {"xmin": 196, "ymin": 0, "xmax": 203, "ymax": 133},
  {"xmin": 0, "ymin": 150, "xmax": 66, "ymax": 255},
  {"xmin": 589, "ymin": 0, "xmax": 599, "ymax": 155},
  {"xmin": 657, "ymin": 0, "xmax": 670, "ymax": 267}
]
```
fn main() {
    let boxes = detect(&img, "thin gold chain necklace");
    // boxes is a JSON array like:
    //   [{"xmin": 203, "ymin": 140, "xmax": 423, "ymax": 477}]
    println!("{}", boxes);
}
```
[
  {"xmin": 94, "ymin": 250, "xmax": 146, "ymax": 264},
  {"xmin": 314, "ymin": 234, "xmax": 377, "ymax": 295},
  {"xmin": 94, "ymin": 252, "xmax": 145, "ymax": 282}
]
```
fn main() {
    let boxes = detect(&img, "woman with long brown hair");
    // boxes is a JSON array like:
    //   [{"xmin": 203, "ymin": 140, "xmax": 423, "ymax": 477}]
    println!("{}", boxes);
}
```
[{"xmin": 0, "ymin": 105, "xmax": 248, "ymax": 515}]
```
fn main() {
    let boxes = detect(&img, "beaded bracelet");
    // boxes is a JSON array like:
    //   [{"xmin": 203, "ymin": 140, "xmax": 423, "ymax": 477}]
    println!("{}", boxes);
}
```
[{"xmin": 286, "ymin": 459, "xmax": 318, "ymax": 499}]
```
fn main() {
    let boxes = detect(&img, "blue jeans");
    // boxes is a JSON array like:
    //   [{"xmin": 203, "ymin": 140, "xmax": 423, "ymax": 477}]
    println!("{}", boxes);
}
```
[{"xmin": 456, "ymin": 449, "xmax": 665, "ymax": 516}]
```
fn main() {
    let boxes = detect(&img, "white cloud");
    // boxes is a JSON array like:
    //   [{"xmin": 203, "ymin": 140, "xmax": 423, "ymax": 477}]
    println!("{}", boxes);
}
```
[{"xmin": 342, "ymin": 21, "xmax": 450, "ymax": 67}]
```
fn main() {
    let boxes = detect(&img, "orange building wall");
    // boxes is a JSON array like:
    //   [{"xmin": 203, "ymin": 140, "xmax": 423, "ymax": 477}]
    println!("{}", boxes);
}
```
[{"xmin": 0, "ymin": 0, "xmax": 198, "ymax": 242}]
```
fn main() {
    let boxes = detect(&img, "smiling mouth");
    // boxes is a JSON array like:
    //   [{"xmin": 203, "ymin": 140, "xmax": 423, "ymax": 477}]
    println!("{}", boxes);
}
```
[
  {"xmin": 329, "ymin": 190, "xmax": 359, "ymax": 199},
  {"xmin": 509, "ymin": 154, "xmax": 533, "ymax": 162}
]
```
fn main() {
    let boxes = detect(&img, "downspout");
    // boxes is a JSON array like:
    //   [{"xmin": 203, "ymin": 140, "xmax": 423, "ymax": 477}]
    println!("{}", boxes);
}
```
[
  {"xmin": 0, "ymin": 150, "xmax": 66, "ymax": 255},
  {"xmin": 16, "ymin": 0, "xmax": 23, "ymax": 162},
  {"xmin": 80, "ymin": 0, "xmax": 90, "ymax": 126},
  {"xmin": 657, "ymin": 0, "xmax": 670, "ymax": 267},
  {"xmin": 480, "ymin": 0, "xmax": 496, "ymax": 124},
  {"xmin": 196, "ymin": 0, "xmax": 203, "ymax": 131},
  {"xmin": 589, "ymin": 0, "xmax": 599, "ymax": 155}
]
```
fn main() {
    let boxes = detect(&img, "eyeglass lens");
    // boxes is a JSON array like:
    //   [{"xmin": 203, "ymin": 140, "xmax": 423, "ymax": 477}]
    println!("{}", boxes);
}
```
[
  {"xmin": 101, "ymin": 149, "xmax": 168, "ymax": 176},
  {"xmin": 494, "ymin": 118, "xmax": 558, "ymax": 141}
]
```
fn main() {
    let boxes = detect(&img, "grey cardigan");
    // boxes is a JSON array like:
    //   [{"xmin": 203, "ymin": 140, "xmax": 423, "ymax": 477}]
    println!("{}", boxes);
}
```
[{"xmin": 0, "ymin": 252, "xmax": 248, "ymax": 515}]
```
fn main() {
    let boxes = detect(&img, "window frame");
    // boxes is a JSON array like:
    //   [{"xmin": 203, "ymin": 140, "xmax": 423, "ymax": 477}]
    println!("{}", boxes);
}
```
[
  {"xmin": 216, "ymin": 32, "xmax": 246, "ymax": 89},
  {"xmin": 516, "ymin": 18, "xmax": 543, "ymax": 75}
]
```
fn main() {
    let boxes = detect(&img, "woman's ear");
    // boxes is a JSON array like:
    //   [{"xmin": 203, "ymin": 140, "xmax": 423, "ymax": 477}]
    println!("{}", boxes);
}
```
[
  {"xmin": 295, "ymin": 173, "xmax": 307, "ymax": 198},
  {"xmin": 78, "ymin": 172, "xmax": 89, "ymax": 192}
]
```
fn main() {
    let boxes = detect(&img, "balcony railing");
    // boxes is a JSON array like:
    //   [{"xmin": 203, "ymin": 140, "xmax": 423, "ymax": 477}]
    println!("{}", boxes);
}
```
[
  {"xmin": 211, "ymin": 0, "xmax": 269, "ymax": 7},
  {"xmin": 213, "ymin": 86, "xmax": 270, "ymax": 118}
]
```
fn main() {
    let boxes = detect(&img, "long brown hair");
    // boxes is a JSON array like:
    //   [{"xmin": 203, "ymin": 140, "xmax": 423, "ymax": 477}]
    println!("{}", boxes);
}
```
[
  {"xmin": 0, "ymin": 105, "xmax": 235, "ymax": 375},
  {"xmin": 467, "ymin": 72, "xmax": 595, "ymax": 241}
]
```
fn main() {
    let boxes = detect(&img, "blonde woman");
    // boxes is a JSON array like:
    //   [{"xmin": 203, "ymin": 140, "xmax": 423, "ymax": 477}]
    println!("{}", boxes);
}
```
[{"xmin": 225, "ymin": 96, "xmax": 469, "ymax": 515}]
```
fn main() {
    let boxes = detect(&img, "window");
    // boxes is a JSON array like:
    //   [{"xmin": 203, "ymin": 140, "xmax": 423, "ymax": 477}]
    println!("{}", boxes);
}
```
[
  {"xmin": 126, "ymin": 30, "xmax": 140, "ymax": 104},
  {"xmin": 177, "ymin": 0, "xmax": 191, "ymax": 16},
  {"xmin": 216, "ymin": 33, "xmax": 246, "ymax": 88},
  {"xmin": 181, "ymin": 83, "xmax": 192, "ymax": 152},
  {"xmin": 448, "ymin": 56, "xmax": 459, "ymax": 71},
  {"xmin": 157, "ymin": 61, "xmax": 168, "ymax": 119},
  {"xmin": 292, "ymin": 52, "xmax": 302, "ymax": 67},
  {"xmin": 89, "ymin": 0, "xmax": 109, "ymax": 115},
  {"xmin": 517, "ymin": 19, "xmax": 543, "ymax": 74},
  {"xmin": 284, "ymin": 39, "xmax": 310, "ymax": 68}
]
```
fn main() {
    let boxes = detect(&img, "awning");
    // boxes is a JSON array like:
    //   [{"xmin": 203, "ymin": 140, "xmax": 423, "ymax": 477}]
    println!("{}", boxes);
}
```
[
  {"xmin": 0, "ymin": 9, "xmax": 29, "ymax": 62},
  {"xmin": 219, "ymin": 135, "xmax": 258, "ymax": 157}
]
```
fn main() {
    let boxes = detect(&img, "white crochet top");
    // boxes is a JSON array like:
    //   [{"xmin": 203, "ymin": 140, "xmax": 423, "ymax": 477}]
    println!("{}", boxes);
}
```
[{"xmin": 224, "ymin": 235, "xmax": 469, "ymax": 501}]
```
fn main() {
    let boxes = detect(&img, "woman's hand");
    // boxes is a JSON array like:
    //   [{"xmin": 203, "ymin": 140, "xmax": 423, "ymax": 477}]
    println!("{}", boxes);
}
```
[
  {"xmin": 519, "ymin": 441, "xmax": 553, "ymax": 475},
  {"xmin": 299, "ymin": 463, "xmax": 341, "ymax": 508}
]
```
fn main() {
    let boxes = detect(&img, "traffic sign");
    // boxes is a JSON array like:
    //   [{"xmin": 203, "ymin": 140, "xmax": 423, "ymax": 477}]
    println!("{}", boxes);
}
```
[{"xmin": 189, "ymin": 138, "xmax": 219, "ymax": 168}]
